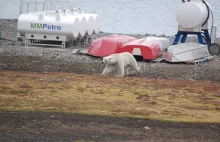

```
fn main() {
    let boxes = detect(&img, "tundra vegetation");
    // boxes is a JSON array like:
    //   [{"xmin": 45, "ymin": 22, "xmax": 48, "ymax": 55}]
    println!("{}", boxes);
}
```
[{"xmin": 0, "ymin": 70, "xmax": 219, "ymax": 123}]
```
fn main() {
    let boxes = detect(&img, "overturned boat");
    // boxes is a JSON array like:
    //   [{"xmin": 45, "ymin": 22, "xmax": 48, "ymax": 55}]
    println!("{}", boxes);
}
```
[
  {"xmin": 88, "ymin": 34, "xmax": 136, "ymax": 57},
  {"xmin": 165, "ymin": 42, "xmax": 210, "ymax": 62},
  {"xmin": 147, "ymin": 36, "xmax": 170, "ymax": 52},
  {"xmin": 122, "ymin": 37, "xmax": 162, "ymax": 60}
]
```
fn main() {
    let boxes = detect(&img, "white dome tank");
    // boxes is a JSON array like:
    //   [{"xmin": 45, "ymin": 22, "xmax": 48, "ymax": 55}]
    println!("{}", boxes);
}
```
[
  {"xmin": 175, "ymin": 0, "xmax": 209, "ymax": 29},
  {"xmin": 92, "ymin": 14, "xmax": 101, "ymax": 34},
  {"xmin": 17, "ymin": 13, "xmax": 80, "ymax": 38},
  {"xmin": 84, "ymin": 14, "xmax": 95, "ymax": 36},
  {"xmin": 77, "ymin": 15, "xmax": 87, "ymax": 37}
]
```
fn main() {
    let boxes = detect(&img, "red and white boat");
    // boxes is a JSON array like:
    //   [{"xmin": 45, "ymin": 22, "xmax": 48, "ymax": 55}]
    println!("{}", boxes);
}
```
[
  {"xmin": 122, "ymin": 37, "xmax": 162, "ymax": 60},
  {"xmin": 88, "ymin": 34, "xmax": 136, "ymax": 57}
]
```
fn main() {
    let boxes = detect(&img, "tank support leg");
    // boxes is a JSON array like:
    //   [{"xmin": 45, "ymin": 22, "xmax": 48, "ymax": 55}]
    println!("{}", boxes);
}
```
[
  {"xmin": 197, "ymin": 33, "xmax": 204, "ymax": 44},
  {"xmin": 88, "ymin": 38, "xmax": 91, "ymax": 44},
  {"xmin": 173, "ymin": 31, "xmax": 211, "ymax": 45},
  {"xmin": 203, "ymin": 30, "xmax": 211, "ymax": 45},
  {"xmin": 180, "ymin": 33, "xmax": 187, "ymax": 43},
  {"xmin": 24, "ymin": 38, "xmax": 29, "ymax": 47},
  {"xmin": 61, "ymin": 41, "xmax": 66, "ymax": 48},
  {"xmin": 173, "ymin": 32, "xmax": 182, "ymax": 45}
]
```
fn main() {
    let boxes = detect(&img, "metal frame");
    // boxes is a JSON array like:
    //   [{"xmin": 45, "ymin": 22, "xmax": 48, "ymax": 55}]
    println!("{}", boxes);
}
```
[
  {"xmin": 19, "ymin": 0, "xmax": 73, "ymax": 15},
  {"xmin": 24, "ymin": 33, "xmax": 67, "ymax": 48},
  {"xmin": 173, "ymin": 30, "xmax": 211, "ymax": 45},
  {"xmin": 23, "ymin": 34, "xmax": 92, "ymax": 48},
  {"xmin": 25, "ymin": 40, "xmax": 67, "ymax": 48}
]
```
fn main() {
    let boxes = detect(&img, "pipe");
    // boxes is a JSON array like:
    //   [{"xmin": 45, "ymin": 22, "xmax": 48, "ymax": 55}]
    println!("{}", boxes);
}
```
[
  {"xmin": 201, "ymin": 0, "xmax": 210, "ymax": 27},
  {"xmin": 19, "ymin": 0, "xmax": 23, "ymax": 15}
]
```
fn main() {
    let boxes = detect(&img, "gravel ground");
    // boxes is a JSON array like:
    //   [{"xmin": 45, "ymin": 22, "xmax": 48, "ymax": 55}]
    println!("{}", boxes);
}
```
[{"xmin": 0, "ymin": 19, "xmax": 220, "ymax": 82}]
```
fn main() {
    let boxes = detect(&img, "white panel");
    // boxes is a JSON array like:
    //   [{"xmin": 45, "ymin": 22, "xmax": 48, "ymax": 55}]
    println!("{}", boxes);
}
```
[{"xmin": 132, "ymin": 48, "xmax": 141, "ymax": 56}]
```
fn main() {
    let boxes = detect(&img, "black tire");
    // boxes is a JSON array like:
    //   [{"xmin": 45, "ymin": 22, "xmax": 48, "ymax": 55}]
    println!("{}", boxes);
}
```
[{"xmin": 208, "ymin": 43, "xmax": 220, "ymax": 55}]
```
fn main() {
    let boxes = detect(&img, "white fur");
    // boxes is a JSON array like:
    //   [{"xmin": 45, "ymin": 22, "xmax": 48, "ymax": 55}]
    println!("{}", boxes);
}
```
[{"xmin": 102, "ymin": 52, "xmax": 140, "ymax": 77}]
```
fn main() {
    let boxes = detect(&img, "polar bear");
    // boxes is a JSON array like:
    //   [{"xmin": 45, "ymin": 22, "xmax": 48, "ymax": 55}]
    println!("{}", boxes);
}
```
[{"xmin": 102, "ymin": 52, "xmax": 140, "ymax": 77}]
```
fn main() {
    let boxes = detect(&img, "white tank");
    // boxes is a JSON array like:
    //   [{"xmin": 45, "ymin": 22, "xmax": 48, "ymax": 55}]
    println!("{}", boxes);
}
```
[
  {"xmin": 17, "ymin": 11, "xmax": 101, "ymax": 38},
  {"xmin": 175, "ymin": 0, "xmax": 209, "ymax": 29},
  {"xmin": 18, "ymin": 13, "xmax": 81, "ymax": 38}
]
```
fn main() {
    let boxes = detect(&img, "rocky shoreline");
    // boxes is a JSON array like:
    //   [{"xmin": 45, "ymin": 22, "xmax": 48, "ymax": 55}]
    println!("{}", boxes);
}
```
[{"xmin": 0, "ymin": 19, "xmax": 220, "ymax": 82}]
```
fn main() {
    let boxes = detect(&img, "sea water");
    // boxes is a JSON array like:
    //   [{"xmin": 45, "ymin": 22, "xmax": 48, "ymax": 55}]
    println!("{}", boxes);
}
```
[{"xmin": 0, "ymin": 0, "xmax": 219, "ymax": 37}]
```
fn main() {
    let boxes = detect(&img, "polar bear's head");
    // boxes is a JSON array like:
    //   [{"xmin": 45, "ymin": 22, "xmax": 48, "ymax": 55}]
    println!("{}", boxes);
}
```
[{"xmin": 102, "ymin": 55, "xmax": 117, "ymax": 65}]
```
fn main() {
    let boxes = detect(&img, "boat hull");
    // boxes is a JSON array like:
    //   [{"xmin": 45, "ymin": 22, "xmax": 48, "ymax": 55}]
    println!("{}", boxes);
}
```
[{"xmin": 165, "ymin": 42, "xmax": 210, "ymax": 62}]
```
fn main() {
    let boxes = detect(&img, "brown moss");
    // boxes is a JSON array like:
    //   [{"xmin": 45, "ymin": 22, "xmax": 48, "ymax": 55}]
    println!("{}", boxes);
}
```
[{"xmin": 0, "ymin": 70, "xmax": 220, "ymax": 123}]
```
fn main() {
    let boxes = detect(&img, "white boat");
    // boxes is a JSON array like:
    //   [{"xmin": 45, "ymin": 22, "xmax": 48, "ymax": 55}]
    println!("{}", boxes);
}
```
[
  {"xmin": 147, "ymin": 36, "xmax": 171, "ymax": 52},
  {"xmin": 165, "ymin": 42, "xmax": 210, "ymax": 62}
]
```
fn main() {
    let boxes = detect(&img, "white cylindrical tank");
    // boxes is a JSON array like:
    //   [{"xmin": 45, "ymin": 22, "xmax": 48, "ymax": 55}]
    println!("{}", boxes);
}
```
[
  {"xmin": 17, "ymin": 13, "xmax": 80, "ymax": 38},
  {"xmin": 175, "ymin": 0, "xmax": 210, "ymax": 29}
]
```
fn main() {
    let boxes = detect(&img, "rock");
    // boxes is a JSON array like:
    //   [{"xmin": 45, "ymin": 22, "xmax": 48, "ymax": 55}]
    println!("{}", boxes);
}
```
[{"xmin": 144, "ymin": 126, "xmax": 150, "ymax": 130}]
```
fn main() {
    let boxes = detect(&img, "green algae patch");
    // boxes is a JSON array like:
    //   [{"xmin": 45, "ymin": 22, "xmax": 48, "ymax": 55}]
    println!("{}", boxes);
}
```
[{"xmin": 0, "ymin": 70, "xmax": 220, "ymax": 123}]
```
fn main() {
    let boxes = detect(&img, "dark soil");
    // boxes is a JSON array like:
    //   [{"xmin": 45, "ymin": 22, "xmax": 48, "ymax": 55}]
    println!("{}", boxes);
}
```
[{"xmin": 0, "ymin": 111, "xmax": 220, "ymax": 142}]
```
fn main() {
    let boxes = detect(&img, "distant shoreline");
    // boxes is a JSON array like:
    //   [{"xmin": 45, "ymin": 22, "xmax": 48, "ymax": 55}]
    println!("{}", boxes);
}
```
[{"xmin": 0, "ymin": 18, "xmax": 220, "ymax": 41}]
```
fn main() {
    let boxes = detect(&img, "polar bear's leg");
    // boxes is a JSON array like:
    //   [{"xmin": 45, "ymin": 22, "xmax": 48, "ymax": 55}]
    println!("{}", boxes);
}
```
[
  {"xmin": 117, "ymin": 62, "xmax": 125, "ymax": 77},
  {"xmin": 102, "ymin": 64, "xmax": 115, "ymax": 75},
  {"xmin": 130, "ymin": 58, "xmax": 141, "ymax": 73},
  {"xmin": 124, "ymin": 66, "xmax": 130, "ymax": 76},
  {"xmin": 131, "ymin": 65, "xmax": 140, "ymax": 74}
]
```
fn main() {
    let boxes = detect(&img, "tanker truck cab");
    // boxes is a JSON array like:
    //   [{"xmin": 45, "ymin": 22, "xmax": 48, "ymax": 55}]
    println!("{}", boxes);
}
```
[{"xmin": 30, "ymin": 23, "xmax": 61, "ymax": 30}]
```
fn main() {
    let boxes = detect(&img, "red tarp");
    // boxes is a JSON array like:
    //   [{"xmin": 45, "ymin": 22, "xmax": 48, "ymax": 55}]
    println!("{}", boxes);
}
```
[
  {"xmin": 122, "ymin": 38, "xmax": 162, "ymax": 60},
  {"xmin": 88, "ymin": 34, "xmax": 137, "ymax": 57}
]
